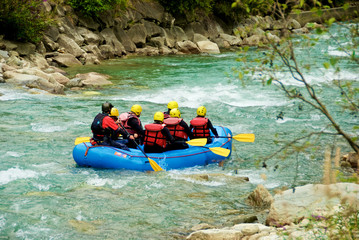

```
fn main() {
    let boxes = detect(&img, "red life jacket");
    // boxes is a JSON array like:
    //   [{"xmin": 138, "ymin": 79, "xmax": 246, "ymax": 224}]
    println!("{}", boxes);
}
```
[
  {"xmin": 144, "ymin": 123, "xmax": 167, "ymax": 148},
  {"xmin": 163, "ymin": 111, "xmax": 170, "ymax": 119},
  {"xmin": 164, "ymin": 118, "xmax": 188, "ymax": 140},
  {"xmin": 190, "ymin": 117, "xmax": 210, "ymax": 138},
  {"xmin": 121, "ymin": 112, "xmax": 142, "ymax": 135}
]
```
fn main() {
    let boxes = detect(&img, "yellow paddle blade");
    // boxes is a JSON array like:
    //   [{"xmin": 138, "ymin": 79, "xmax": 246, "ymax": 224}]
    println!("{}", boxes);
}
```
[
  {"xmin": 209, "ymin": 147, "xmax": 231, "ymax": 157},
  {"xmin": 74, "ymin": 137, "xmax": 91, "ymax": 145},
  {"xmin": 148, "ymin": 158, "xmax": 163, "ymax": 171},
  {"xmin": 186, "ymin": 138, "xmax": 207, "ymax": 146},
  {"xmin": 233, "ymin": 133, "xmax": 255, "ymax": 142}
]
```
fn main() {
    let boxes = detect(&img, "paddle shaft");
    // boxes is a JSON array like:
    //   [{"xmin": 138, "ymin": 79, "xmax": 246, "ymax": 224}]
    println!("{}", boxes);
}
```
[{"xmin": 118, "ymin": 123, "xmax": 151, "ymax": 160}]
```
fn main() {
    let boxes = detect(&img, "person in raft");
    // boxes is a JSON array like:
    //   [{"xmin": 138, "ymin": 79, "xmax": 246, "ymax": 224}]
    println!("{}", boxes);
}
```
[
  {"xmin": 163, "ymin": 108, "xmax": 192, "ymax": 150},
  {"xmin": 163, "ymin": 101, "xmax": 178, "ymax": 119},
  {"xmin": 190, "ymin": 106, "xmax": 219, "ymax": 144},
  {"xmin": 143, "ymin": 112, "xmax": 175, "ymax": 153},
  {"xmin": 119, "ymin": 104, "xmax": 145, "ymax": 148},
  {"xmin": 91, "ymin": 102, "xmax": 135, "ymax": 150}
]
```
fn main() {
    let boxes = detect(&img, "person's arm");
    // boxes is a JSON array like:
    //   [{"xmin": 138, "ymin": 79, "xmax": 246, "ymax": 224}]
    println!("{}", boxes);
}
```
[
  {"xmin": 207, "ymin": 119, "xmax": 219, "ymax": 137},
  {"xmin": 162, "ymin": 127, "xmax": 175, "ymax": 144},
  {"xmin": 128, "ymin": 118, "xmax": 145, "ymax": 136},
  {"xmin": 103, "ymin": 117, "xmax": 119, "ymax": 131},
  {"xmin": 180, "ymin": 120, "xmax": 193, "ymax": 139}
]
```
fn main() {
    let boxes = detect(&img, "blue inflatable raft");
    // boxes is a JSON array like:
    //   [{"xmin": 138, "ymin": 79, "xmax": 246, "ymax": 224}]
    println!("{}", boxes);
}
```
[{"xmin": 72, "ymin": 126, "xmax": 232, "ymax": 171}]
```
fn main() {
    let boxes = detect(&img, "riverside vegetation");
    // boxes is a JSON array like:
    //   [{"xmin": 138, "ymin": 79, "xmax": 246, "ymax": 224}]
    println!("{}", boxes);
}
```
[{"xmin": 0, "ymin": 0, "xmax": 358, "ymax": 239}]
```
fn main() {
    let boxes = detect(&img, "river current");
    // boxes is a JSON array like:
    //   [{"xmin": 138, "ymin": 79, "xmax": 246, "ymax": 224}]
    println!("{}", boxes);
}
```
[{"xmin": 0, "ymin": 23, "xmax": 358, "ymax": 239}]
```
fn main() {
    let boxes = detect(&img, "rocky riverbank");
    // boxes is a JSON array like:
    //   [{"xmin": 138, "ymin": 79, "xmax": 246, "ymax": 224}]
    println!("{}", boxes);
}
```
[
  {"xmin": 186, "ymin": 183, "xmax": 359, "ymax": 239},
  {"xmin": 0, "ymin": 0, "xmax": 314, "ymax": 95}
]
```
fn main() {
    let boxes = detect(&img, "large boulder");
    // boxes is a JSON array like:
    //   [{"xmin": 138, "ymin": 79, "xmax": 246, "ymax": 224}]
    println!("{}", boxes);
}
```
[
  {"xmin": 57, "ymin": 34, "xmax": 84, "ymax": 57},
  {"xmin": 196, "ymin": 41, "xmax": 220, "ymax": 54},
  {"xmin": 113, "ymin": 26, "xmax": 136, "ymax": 52},
  {"xmin": 175, "ymin": 40, "xmax": 200, "ymax": 54},
  {"xmin": 246, "ymin": 184, "xmax": 274, "ymax": 209},
  {"xmin": 100, "ymin": 28, "xmax": 126, "ymax": 56},
  {"xmin": 77, "ymin": 27, "xmax": 102, "ymax": 45},
  {"xmin": 130, "ymin": 0, "xmax": 165, "ymax": 22},
  {"xmin": 266, "ymin": 183, "xmax": 359, "ymax": 226},
  {"xmin": 75, "ymin": 72, "xmax": 112, "ymax": 86},
  {"xmin": 3, "ymin": 70, "xmax": 64, "ymax": 94},
  {"xmin": 127, "ymin": 23, "xmax": 147, "ymax": 47},
  {"xmin": 52, "ymin": 53, "xmax": 82, "ymax": 67}
]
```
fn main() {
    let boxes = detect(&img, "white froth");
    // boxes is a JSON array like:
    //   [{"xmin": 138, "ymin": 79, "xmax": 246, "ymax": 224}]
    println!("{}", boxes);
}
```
[
  {"xmin": 0, "ymin": 215, "xmax": 5, "ymax": 230},
  {"xmin": 0, "ymin": 167, "xmax": 39, "ymax": 185},
  {"xmin": 5, "ymin": 151, "xmax": 24, "ymax": 157},
  {"xmin": 31, "ymin": 123, "xmax": 67, "ymax": 133},
  {"xmin": 86, "ymin": 176, "xmax": 128, "ymax": 189}
]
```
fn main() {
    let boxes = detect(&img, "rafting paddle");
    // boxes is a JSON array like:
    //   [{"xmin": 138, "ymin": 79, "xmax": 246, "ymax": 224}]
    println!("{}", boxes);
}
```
[
  {"xmin": 214, "ymin": 133, "xmax": 255, "ymax": 142},
  {"xmin": 74, "ymin": 137, "xmax": 91, "ymax": 145},
  {"xmin": 203, "ymin": 146, "xmax": 231, "ymax": 157},
  {"xmin": 185, "ymin": 138, "xmax": 207, "ymax": 146},
  {"xmin": 118, "ymin": 123, "xmax": 163, "ymax": 172}
]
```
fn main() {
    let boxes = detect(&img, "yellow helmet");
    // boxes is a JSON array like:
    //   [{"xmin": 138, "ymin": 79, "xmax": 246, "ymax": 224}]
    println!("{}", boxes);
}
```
[
  {"xmin": 131, "ymin": 104, "xmax": 142, "ymax": 116},
  {"xmin": 110, "ymin": 108, "xmax": 119, "ymax": 117},
  {"xmin": 154, "ymin": 111, "xmax": 164, "ymax": 122},
  {"xmin": 197, "ymin": 106, "xmax": 207, "ymax": 116},
  {"xmin": 167, "ymin": 101, "xmax": 178, "ymax": 110},
  {"xmin": 170, "ymin": 108, "xmax": 181, "ymax": 118}
]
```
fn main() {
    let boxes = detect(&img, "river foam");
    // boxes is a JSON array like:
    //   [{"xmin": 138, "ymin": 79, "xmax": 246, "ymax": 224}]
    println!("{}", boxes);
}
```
[{"xmin": 0, "ymin": 167, "xmax": 40, "ymax": 185}]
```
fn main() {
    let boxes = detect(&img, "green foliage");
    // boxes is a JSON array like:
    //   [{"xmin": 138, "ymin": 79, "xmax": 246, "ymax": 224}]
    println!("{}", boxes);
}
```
[
  {"xmin": 0, "ymin": 0, "xmax": 53, "ymax": 43},
  {"xmin": 157, "ymin": 0, "xmax": 274, "ymax": 21},
  {"xmin": 66, "ymin": 0, "xmax": 127, "ymax": 17},
  {"xmin": 157, "ymin": 0, "xmax": 214, "ymax": 16},
  {"xmin": 231, "ymin": 0, "xmax": 275, "ymax": 17}
]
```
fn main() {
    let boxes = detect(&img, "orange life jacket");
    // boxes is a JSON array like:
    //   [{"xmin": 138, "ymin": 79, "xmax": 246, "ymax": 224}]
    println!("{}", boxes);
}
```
[
  {"xmin": 144, "ymin": 123, "xmax": 167, "ymax": 148},
  {"xmin": 190, "ymin": 117, "xmax": 210, "ymax": 138},
  {"xmin": 164, "ymin": 118, "xmax": 188, "ymax": 140}
]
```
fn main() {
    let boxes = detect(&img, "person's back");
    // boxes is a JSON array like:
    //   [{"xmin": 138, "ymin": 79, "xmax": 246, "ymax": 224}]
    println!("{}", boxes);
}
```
[
  {"xmin": 144, "ymin": 112, "xmax": 174, "ymax": 153},
  {"xmin": 190, "ymin": 106, "xmax": 218, "ymax": 143},
  {"xmin": 91, "ymin": 103, "xmax": 129, "ymax": 150},
  {"xmin": 164, "ymin": 108, "xmax": 192, "ymax": 150},
  {"xmin": 121, "ymin": 104, "xmax": 144, "ymax": 148}
]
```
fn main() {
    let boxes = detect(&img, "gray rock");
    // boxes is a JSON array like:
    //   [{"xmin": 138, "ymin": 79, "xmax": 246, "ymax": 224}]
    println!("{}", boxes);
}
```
[
  {"xmin": 143, "ymin": 20, "xmax": 162, "ymax": 37},
  {"xmin": 100, "ymin": 28, "xmax": 126, "ymax": 56},
  {"xmin": 130, "ymin": 0, "xmax": 165, "ymax": 22},
  {"xmin": 44, "ymin": 26, "xmax": 60, "ymax": 42},
  {"xmin": 176, "ymin": 40, "xmax": 200, "ymax": 54},
  {"xmin": 127, "ymin": 23, "xmax": 147, "ymax": 47},
  {"xmin": 77, "ymin": 27, "xmax": 102, "ymax": 45},
  {"xmin": 196, "ymin": 41, "xmax": 220, "ymax": 54},
  {"xmin": 148, "ymin": 37, "xmax": 165, "ymax": 48},
  {"xmin": 42, "ymin": 35, "xmax": 59, "ymax": 52},
  {"xmin": 113, "ymin": 26, "xmax": 136, "ymax": 52},
  {"xmin": 171, "ymin": 26, "xmax": 188, "ymax": 42},
  {"xmin": 16, "ymin": 42, "xmax": 36, "ymax": 56},
  {"xmin": 75, "ymin": 72, "xmax": 112, "ymax": 86},
  {"xmin": 0, "ymin": 50, "xmax": 9, "ymax": 59},
  {"xmin": 60, "ymin": 16, "xmax": 84, "ymax": 45},
  {"xmin": 193, "ymin": 33, "xmax": 208, "ymax": 43},
  {"xmin": 78, "ymin": 15, "xmax": 100, "ymax": 31},
  {"xmin": 57, "ymin": 34, "xmax": 84, "ymax": 57},
  {"xmin": 66, "ymin": 77, "xmax": 84, "ymax": 88},
  {"xmin": 52, "ymin": 53, "xmax": 82, "ymax": 67}
]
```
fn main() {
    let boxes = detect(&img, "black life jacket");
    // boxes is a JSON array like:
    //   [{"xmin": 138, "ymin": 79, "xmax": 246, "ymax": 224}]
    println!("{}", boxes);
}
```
[
  {"xmin": 143, "ymin": 123, "xmax": 167, "ymax": 148},
  {"xmin": 190, "ymin": 117, "xmax": 210, "ymax": 138},
  {"xmin": 164, "ymin": 118, "xmax": 188, "ymax": 140},
  {"xmin": 91, "ymin": 113, "xmax": 107, "ymax": 141}
]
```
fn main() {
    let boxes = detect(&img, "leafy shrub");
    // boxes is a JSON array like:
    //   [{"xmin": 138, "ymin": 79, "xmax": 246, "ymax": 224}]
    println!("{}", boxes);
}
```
[
  {"xmin": 0, "ymin": 0, "xmax": 52, "ymax": 43},
  {"xmin": 66, "ymin": 0, "xmax": 127, "ymax": 17},
  {"xmin": 157, "ymin": 0, "xmax": 214, "ymax": 16}
]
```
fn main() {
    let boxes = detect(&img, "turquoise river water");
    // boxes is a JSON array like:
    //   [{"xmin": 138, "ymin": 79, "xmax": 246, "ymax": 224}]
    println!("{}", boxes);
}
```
[{"xmin": 0, "ymin": 23, "xmax": 358, "ymax": 239}]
